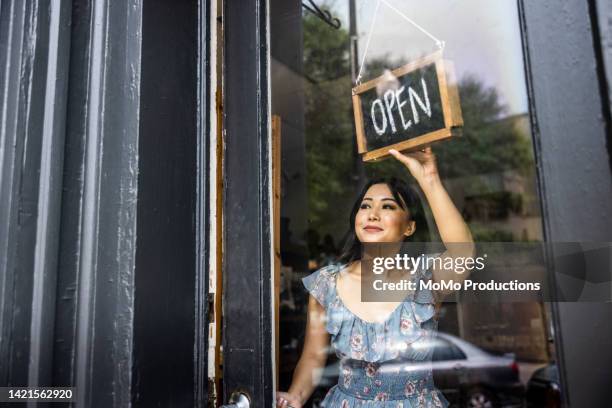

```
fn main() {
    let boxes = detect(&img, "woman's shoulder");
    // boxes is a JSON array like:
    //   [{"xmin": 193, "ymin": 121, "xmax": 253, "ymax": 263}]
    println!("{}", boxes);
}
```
[
  {"xmin": 302, "ymin": 262, "xmax": 344, "ymax": 287},
  {"xmin": 302, "ymin": 262, "xmax": 345, "ymax": 308}
]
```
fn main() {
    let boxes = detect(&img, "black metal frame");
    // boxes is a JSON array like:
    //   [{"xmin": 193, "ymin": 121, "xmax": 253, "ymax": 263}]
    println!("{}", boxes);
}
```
[
  {"xmin": 223, "ymin": 0, "xmax": 274, "ymax": 406},
  {"xmin": 519, "ymin": 1, "xmax": 612, "ymax": 406},
  {"xmin": 302, "ymin": 0, "xmax": 341, "ymax": 29}
]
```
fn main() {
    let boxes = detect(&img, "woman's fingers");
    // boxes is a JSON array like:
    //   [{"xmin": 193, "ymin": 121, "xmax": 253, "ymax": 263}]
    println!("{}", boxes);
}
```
[
  {"xmin": 407, "ymin": 148, "xmax": 433, "ymax": 160},
  {"xmin": 389, "ymin": 149, "xmax": 421, "ymax": 173},
  {"xmin": 276, "ymin": 392, "xmax": 298, "ymax": 408},
  {"xmin": 276, "ymin": 392, "xmax": 286, "ymax": 407},
  {"xmin": 389, "ymin": 148, "xmax": 430, "ymax": 162},
  {"xmin": 389, "ymin": 149, "xmax": 412, "ymax": 164}
]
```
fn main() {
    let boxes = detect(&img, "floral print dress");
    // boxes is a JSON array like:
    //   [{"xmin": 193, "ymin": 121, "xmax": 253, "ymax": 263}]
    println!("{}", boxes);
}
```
[{"xmin": 302, "ymin": 258, "xmax": 450, "ymax": 408}]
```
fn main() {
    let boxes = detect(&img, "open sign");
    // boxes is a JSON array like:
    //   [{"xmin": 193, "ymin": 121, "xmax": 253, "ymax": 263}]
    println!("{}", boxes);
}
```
[{"xmin": 352, "ymin": 51, "xmax": 463, "ymax": 162}]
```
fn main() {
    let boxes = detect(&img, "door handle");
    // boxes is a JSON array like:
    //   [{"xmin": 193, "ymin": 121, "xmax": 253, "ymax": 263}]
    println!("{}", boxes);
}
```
[{"xmin": 220, "ymin": 391, "xmax": 250, "ymax": 408}]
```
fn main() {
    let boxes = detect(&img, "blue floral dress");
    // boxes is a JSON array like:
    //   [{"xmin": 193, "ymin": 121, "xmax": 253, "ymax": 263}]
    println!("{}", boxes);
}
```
[{"xmin": 302, "ymin": 258, "xmax": 450, "ymax": 408}]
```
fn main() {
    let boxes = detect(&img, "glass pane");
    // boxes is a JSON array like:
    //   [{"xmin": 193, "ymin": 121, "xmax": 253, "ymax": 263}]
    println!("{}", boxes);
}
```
[{"xmin": 271, "ymin": 1, "xmax": 558, "ymax": 407}]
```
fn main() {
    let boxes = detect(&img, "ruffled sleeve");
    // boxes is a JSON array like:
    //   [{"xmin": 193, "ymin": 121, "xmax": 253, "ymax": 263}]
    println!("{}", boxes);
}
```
[
  {"xmin": 405, "ymin": 252, "xmax": 441, "ymax": 339},
  {"xmin": 302, "ymin": 264, "xmax": 339, "ymax": 309},
  {"xmin": 302, "ymin": 264, "xmax": 348, "ymax": 341}
]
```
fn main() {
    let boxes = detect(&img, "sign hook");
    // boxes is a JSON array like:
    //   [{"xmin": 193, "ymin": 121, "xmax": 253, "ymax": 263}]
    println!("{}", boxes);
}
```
[{"xmin": 302, "ymin": 0, "xmax": 341, "ymax": 30}]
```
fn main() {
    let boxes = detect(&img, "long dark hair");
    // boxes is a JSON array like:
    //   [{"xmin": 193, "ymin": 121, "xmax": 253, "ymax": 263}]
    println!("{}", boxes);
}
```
[{"xmin": 337, "ymin": 177, "xmax": 426, "ymax": 264}]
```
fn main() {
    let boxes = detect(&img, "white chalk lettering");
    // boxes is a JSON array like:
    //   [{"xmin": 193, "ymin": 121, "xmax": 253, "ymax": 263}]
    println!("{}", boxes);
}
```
[
  {"xmin": 383, "ymin": 89, "xmax": 398, "ymax": 133},
  {"xmin": 408, "ymin": 77, "xmax": 432, "ymax": 124},
  {"xmin": 369, "ymin": 76, "xmax": 433, "ymax": 135},
  {"xmin": 371, "ymin": 99, "xmax": 387, "ymax": 135},
  {"xmin": 395, "ymin": 86, "xmax": 412, "ymax": 130}
]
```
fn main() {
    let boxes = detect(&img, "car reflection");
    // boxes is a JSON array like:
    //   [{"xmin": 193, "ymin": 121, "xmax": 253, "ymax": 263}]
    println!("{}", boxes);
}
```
[
  {"xmin": 525, "ymin": 363, "xmax": 560, "ymax": 408},
  {"xmin": 309, "ymin": 332, "xmax": 525, "ymax": 408}
]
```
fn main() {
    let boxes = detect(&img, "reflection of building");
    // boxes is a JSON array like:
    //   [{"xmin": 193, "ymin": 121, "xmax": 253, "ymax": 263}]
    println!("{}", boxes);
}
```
[
  {"xmin": 458, "ymin": 302, "xmax": 549, "ymax": 361},
  {"xmin": 446, "ymin": 170, "xmax": 542, "ymax": 242}
]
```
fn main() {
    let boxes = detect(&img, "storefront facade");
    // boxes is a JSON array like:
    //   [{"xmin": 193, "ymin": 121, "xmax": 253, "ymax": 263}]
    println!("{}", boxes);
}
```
[{"xmin": 1, "ymin": 0, "xmax": 611, "ymax": 407}]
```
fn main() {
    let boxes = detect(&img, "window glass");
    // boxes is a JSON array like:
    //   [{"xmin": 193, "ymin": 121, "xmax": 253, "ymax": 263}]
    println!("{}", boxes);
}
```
[{"xmin": 271, "ymin": 2, "xmax": 557, "ymax": 407}]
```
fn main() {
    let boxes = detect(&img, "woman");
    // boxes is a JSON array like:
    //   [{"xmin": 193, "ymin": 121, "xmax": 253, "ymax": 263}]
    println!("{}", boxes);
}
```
[{"xmin": 277, "ymin": 147, "xmax": 474, "ymax": 407}]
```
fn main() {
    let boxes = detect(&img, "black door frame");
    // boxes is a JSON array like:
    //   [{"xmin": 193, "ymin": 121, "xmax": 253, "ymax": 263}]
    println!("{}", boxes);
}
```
[{"xmin": 222, "ymin": 0, "xmax": 275, "ymax": 406}]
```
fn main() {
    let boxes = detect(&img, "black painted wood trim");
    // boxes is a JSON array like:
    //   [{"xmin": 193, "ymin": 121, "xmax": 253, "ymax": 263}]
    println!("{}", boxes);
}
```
[
  {"xmin": 223, "ymin": 0, "xmax": 274, "ymax": 405},
  {"xmin": 0, "ymin": 0, "xmax": 72, "ymax": 388},
  {"xmin": 53, "ymin": 0, "xmax": 142, "ymax": 406},
  {"xmin": 131, "ymin": 0, "xmax": 199, "ymax": 406},
  {"xmin": 196, "ymin": 0, "xmax": 212, "ymax": 405}
]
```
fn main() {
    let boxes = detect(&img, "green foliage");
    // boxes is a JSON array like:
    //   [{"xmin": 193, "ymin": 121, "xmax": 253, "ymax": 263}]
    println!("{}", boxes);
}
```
[
  {"xmin": 303, "ymin": 12, "xmax": 354, "ymax": 233},
  {"xmin": 305, "ymin": 76, "xmax": 354, "ymax": 226},
  {"xmin": 434, "ymin": 75, "xmax": 533, "ymax": 180},
  {"xmin": 303, "ymin": 13, "xmax": 350, "ymax": 82},
  {"xmin": 471, "ymin": 227, "xmax": 515, "ymax": 242}
]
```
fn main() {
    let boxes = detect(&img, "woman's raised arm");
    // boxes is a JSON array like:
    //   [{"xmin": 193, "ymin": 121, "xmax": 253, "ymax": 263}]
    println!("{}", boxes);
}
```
[{"xmin": 389, "ymin": 147, "xmax": 475, "ymax": 297}]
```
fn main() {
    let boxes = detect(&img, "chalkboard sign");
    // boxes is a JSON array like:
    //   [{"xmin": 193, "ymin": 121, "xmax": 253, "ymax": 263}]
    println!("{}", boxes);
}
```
[{"xmin": 352, "ymin": 51, "xmax": 463, "ymax": 162}]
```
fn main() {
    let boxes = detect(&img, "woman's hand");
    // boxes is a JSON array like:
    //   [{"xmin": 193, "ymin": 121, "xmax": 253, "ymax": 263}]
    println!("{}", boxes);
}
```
[
  {"xmin": 276, "ymin": 391, "xmax": 302, "ymax": 408},
  {"xmin": 389, "ymin": 147, "xmax": 441, "ymax": 189}
]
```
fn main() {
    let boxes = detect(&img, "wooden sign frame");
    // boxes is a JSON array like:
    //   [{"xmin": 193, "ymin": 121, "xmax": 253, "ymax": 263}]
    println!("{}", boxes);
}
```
[{"xmin": 352, "ymin": 50, "xmax": 463, "ymax": 162}]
